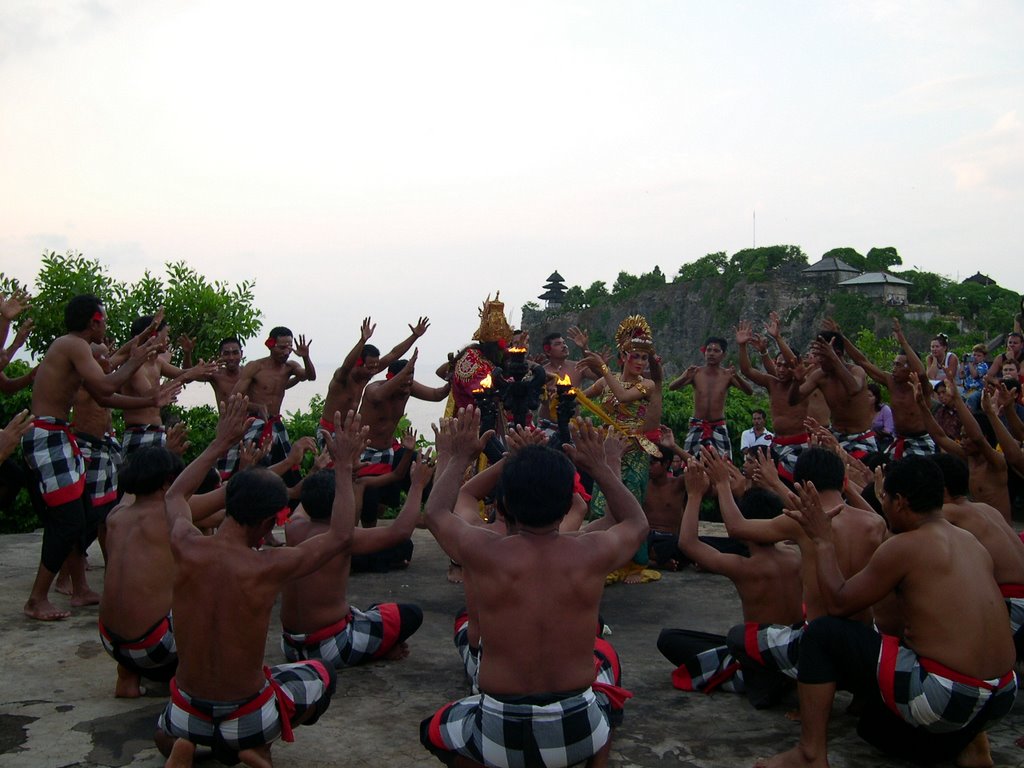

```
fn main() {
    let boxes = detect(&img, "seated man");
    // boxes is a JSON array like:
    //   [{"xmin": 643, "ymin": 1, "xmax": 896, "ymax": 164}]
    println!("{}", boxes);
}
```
[
  {"xmin": 154, "ymin": 396, "xmax": 360, "ymax": 768},
  {"xmin": 279, "ymin": 455, "xmax": 431, "ymax": 667},
  {"xmin": 420, "ymin": 411, "xmax": 646, "ymax": 768},
  {"xmin": 758, "ymin": 456, "xmax": 1016, "ymax": 768}
]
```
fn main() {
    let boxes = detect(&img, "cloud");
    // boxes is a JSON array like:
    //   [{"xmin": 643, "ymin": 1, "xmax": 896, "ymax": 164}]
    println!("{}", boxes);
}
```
[{"xmin": 946, "ymin": 110, "xmax": 1024, "ymax": 195}]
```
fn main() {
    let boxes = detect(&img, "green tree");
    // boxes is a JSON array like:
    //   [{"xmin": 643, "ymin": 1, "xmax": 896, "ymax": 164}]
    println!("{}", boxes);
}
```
[
  {"xmin": 612, "ymin": 271, "xmax": 638, "ymax": 295},
  {"xmin": 865, "ymin": 246, "xmax": 902, "ymax": 272},
  {"xmin": 821, "ymin": 247, "xmax": 865, "ymax": 271},
  {"xmin": 676, "ymin": 252, "xmax": 727, "ymax": 282},
  {"xmin": 560, "ymin": 285, "xmax": 586, "ymax": 310},
  {"xmin": 728, "ymin": 245, "xmax": 807, "ymax": 281},
  {"xmin": 582, "ymin": 281, "xmax": 610, "ymax": 307}
]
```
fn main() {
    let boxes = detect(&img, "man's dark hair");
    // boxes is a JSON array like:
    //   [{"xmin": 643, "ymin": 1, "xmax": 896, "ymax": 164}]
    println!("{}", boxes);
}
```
[
  {"xmin": 933, "ymin": 380, "xmax": 947, "ymax": 393},
  {"xmin": 362, "ymin": 344, "xmax": 381, "ymax": 359},
  {"xmin": 884, "ymin": 455, "xmax": 944, "ymax": 514},
  {"xmin": 817, "ymin": 330, "xmax": 845, "ymax": 355},
  {"xmin": 225, "ymin": 468, "xmax": 288, "ymax": 527},
  {"xmin": 793, "ymin": 447, "xmax": 845, "ymax": 492},
  {"xmin": 738, "ymin": 487, "xmax": 784, "ymax": 521},
  {"xmin": 300, "ymin": 470, "xmax": 335, "ymax": 520},
  {"xmin": 497, "ymin": 446, "xmax": 574, "ymax": 527},
  {"xmin": 704, "ymin": 336, "xmax": 728, "ymax": 352},
  {"xmin": 751, "ymin": 408, "xmax": 767, "ymax": 419},
  {"xmin": 929, "ymin": 453, "xmax": 969, "ymax": 498},
  {"xmin": 118, "ymin": 446, "xmax": 185, "ymax": 495},
  {"xmin": 1009, "ymin": 332, "xmax": 1023, "ymax": 343},
  {"xmin": 218, "ymin": 337, "xmax": 241, "ymax": 352},
  {"xmin": 388, "ymin": 359, "xmax": 409, "ymax": 377},
  {"xmin": 130, "ymin": 314, "xmax": 168, "ymax": 338},
  {"xmin": 542, "ymin": 333, "xmax": 562, "ymax": 351},
  {"xmin": 1003, "ymin": 377, "xmax": 1022, "ymax": 394},
  {"xmin": 65, "ymin": 294, "xmax": 103, "ymax": 332},
  {"xmin": 268, "ymin": 326, "xmax": 293, "ymax": 340}
]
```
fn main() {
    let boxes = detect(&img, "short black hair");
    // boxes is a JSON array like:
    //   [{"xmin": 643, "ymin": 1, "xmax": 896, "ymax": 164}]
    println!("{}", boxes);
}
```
[
  {"xmin": 130, "ymin": 314, "xmax": 168, "ymax": 338},
  {"xmin": 817, "ymin": 330, "xmax": 845, "ymax": 355},
  {"xmin": 64, "ymin": 294, "xmax": 103, "ymax": 332},
  {"xmin": 793, "ymin": 447, "xmax": 844, "ymax": 492},
  {"xmin": 884, "ymin": 455, "xmax": 944, "ymax": 514},
  {"xmin": 542, "ymin": 333, "xmax": 562, "ymax": 350},
  {"xmin": 268, "ymin": 326, "xmax": 293, "ymax": 340},
  {"xmin": 704, "ymin": 336, "xmax": 728, "ymax": 352},
  {"xmin": 929, "ymin": 453, "xmax": 969, "ymax": 498},
  {"xmin": 225, "ymin": 468, "xmax": 288, "ymax": 527},
  {"xmin": 118, "ymin": 446, "xmax": 185, "ymax": 495},
  {"xmin": 300, "ymin": 469, "xmax": 335, "ymax": 520},
  {"xmin": 388, "ymin": 359, "xmax": 409, "ymax": 377},
  {"xmin": 218, "ymin": 337, "xmax": 241, "ymax": 352},
  {"xmin": 362, "ymin": 344, "xmax": 381, "ymax": 359},
  {"xmin": 751, "ymin": 408, "xmax": 767, "ymax": 419},
  {"xmin": 738, "ymin": 487, "xmax": 784, "ymax": 521},
  {"xmin": 497, "ymin": 446, "xmax": 574, "ymax": 527}
]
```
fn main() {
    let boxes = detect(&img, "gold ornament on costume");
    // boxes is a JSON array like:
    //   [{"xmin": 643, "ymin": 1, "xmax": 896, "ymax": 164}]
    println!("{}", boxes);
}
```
[
  {"xmin": 614, "ymin": 314, "xmax": 654, "ymax": 355},
  {"xmin": 472, "ymin": 292, "xmax": 514, "ymax": 345}
]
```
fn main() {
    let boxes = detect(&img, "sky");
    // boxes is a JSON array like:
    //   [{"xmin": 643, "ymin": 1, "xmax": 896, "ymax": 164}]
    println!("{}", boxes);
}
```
[{"xmin": 2, "ymin": 1, "xmax": 1022, "ymax": 432}]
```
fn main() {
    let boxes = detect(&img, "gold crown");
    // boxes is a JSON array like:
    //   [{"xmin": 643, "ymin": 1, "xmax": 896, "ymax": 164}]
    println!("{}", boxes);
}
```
[
  {"xmin": 472, "ymin": 292, "xmax": 514, "ymax": 344},
  {"xmin": 615, "ymin": 314, "xmax": 654, "ymax": 354}
]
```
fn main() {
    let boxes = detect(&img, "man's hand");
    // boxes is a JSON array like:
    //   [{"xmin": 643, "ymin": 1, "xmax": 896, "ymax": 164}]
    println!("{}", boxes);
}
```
[
  {"xmin": 177, "ymin": 334, "xmax": 195, "ymax": 354},
  {"xmin": 891, "ymin": 317, "xmax": 905, "ymax": 339},
  {"xmin": 410, "ymin": 448, "xmax": 436, "ymax": 487},
  {"xmin": 0, "ymin": 409, "xmax": 33, "ymax": 461},
  {"xmin": 564, "ymin": 418, "xmax": 610, "ymax": 476},
  {"xmin": 239, "ymin": 437, "xmax": 269, "ymax": 471},
  {"xmin": 400, "ymin": 426, "xmax": 418, "ymax": 451},
  {"xmin": 683, "ymin": 457, "xmax": 709, "ymax": 498},
  {"xmin": 0, "ymin": 289, "xmax": 31, "ymax": 321},
  {"xmin": 165, "ymin": 422, "xmax": 190, "ymax": 457},
  {"xmin": 566, "ymin": 326, "xmax": 589, "ymax": 351},
  {"xmin": 328, "ymin": 410, "xmax": 369, "ymax": 470},
  {"xmin": 9, "ymin": 318, "xmax": 34, "ymax": 350},
  {"xmin": 811, "ymin": 338, "xmax": 841, "ymax": 365},
  {"xmin": 295, "ymin": 334, "xmax": 313, "ymax": 358},
  {"xmin": 506, "ymin": 424, "xmax": 546, "ymax": 455},
  {"xmin": 735, "ymin": 320, "xmax": 754, "ymax": 346},
  {"xmin": 410, "ymin": 317, "xmax": 430, "ymax": 338},
  {"xmin": 216, "ymin": 393, "xmax": 252, "ymax": 448},
  {"xmin": 766, "ymin": 311, "xmax": 781, "ymax": 339},
  {"xmin": 449, "ymin": 406, "xmax": 492, "ymax": 462},
  {"xmin": 312, "ymin": 447, "xmax": 333, "ymax": 472},
  {"xmin": 602, "ymin": 429, "xmax": 629, "ymax": 469},
  {"xmin": 699, "ymin": 445, "xmax": 731, "ymax": 487},
  {"xmin": 751, "ymin": 334, "xmax": 769, "ymax": 355},
  {"xmin": 658, "ymin": 425, "xmax": 678, "ymax": 451},
  {"xmin": 783, "ymin": 481, "xmax": 842, "ymax": 544},
  {"xmin": 183, "ymin": 359, "xmax": 219, "ymax": 382},
  {"xmin": 153, "ymin": 378, "xmax": 184, "ymax": 408},
  {"xmin": 750, "ymin": 449, "xmax": 781, "ymax": 490},
  {"xmin": 360, "ymin": 317, "xmax": 376, "ymax": 342},
  {"xmin": 286, "ymin": 435, "xmax": 316, "ymax": 467}
]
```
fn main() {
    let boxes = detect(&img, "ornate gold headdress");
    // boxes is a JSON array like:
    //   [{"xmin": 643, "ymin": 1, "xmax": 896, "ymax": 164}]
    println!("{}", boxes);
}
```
[
  {"xmin": 472, "ymin": 292, "xmax": 514, "ymax": 345},
  {"xmin": 614, "ymin": 314, "xmax": 654, "ymax": 354}
]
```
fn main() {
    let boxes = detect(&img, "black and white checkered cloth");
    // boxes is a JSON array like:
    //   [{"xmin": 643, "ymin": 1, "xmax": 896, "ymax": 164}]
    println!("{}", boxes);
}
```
[
  {"xmin": 21, "ymin": 417, "xmax": 85, "ymax": 506},
  {"xmin": 733, "ymin": 621, "xmax": 805, "ymax": 680},
  {"xmin": 671, "ymin": 644, "xmax": 744, "ymax": 694},
  {"xmin": 98, "ymin": 614, "xmax": 177, "ymax": 681},
  {"xmin": 120, "ymin": 424, "xmax": 166, "ymax": 458},
  {"xmin": 77, "ymin": 431, "xmax": 122, "ymax": 506},
  {"xmin": 683, "ymin": 418, "xmax": 731, "ymax": 458},
  {"xmin": 453, "ymin": 610, "xmax": 481, "ymax": 694},
  {"xmin": 281, "ymin": 604, "xmax": 401, "ymax": 668}
]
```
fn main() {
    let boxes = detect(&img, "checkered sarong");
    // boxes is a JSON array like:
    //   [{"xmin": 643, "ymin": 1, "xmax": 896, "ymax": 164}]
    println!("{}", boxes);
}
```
[
  {"xmin": 890, "ymin": 432, "xmax": 937, "ymax": 460},
  {"xmin": 830, "ymin": 428, "xmax": 877, "ymax": 460},
  {"xmin": 683, "ymin": 418, "xmax": 731, "ymax": 458},
  {"xmin": 738, "ymin": 622, "xmax": 805, "ymax": 680},
  {"xmin": 454, "ymin": 610, "xmax": 482, "ymax": 694},
  {"xmin": 21, "ymin": 417, "xmax": 86, "ymax": 506},
  {"xmin": 280, "ymin": 605, "xmax": 401, "ymax": 668},
  {"xmin": 772, "ymin": 432, "xmax": 809, "ymax": 482},
  {"xmin": 98, "ymin": 614, "xmax": 177, "ymax": 681},
  {"xmin": 244, "ymin": 416, "xmax": 292, "ymax": 462},
  {"xmin": 422, "ymin": 687, "xmax": 613, "ymax": 768},
  {"xmin": 671, "ymin": 645, "xmax": 744, "ymax": 694},
  {"xmin": 76, "ymin": 431, "xmax": 122, "ymax": 506},
  {"xmin": 877, "ymin": 634, "xmax": 1017, "ymax": 732},
  {"xmin": 158, "ymin": 661, "xmax": 333, "ymax": 761},
  {"xmin": 121, "ymin": 424, "xmax": 166, "ymax": 458}
]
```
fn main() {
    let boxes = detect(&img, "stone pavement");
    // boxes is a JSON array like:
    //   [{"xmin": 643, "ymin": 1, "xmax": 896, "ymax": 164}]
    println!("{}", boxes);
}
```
[{"xmin": 2, "ymin": 526, "xmax": 1023, "ymax": 767}]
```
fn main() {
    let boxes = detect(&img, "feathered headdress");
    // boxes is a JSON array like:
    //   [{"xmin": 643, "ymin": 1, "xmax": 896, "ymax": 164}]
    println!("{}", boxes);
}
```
[
  {"xmin": 472, "ymin": 292, "xmax": 514, "ymax": 345},
  {"xmin": 615, "ymin": 314, "xmax": 654, "ymax": 354}
]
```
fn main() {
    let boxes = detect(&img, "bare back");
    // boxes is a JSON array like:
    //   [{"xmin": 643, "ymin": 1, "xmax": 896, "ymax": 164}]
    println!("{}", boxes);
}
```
[
  {"xmin": 967, "ymin": 454, "xmax": 1011, "ymax": 520},
  {"xmin": 280, "ymin": 519, "xmax": 352, "ymax": 632},
  {"xmin": 31, "ymin": 336, "xmax": 94, "ymax": 419},
  {"xmin": 731, "ymin": 543, "xmax": 803, "ymax": 625},
  {"xmin": 643, "ymin": 474, "xmax": 685, "ymax": 533},
  {"xmin": 322, "ymin": 367, "xmax": 372, "ymax": 424},
  {"xmin": 816, "ymin": 365, "xmax": 872, "ymax": 432},
  {"xmin": 359, "ymin": 382, "xmax": 410, "ymax": 449},
  {"xmin": 944, "ymin": 499, "xmax": 1024, "ymax": 586}
]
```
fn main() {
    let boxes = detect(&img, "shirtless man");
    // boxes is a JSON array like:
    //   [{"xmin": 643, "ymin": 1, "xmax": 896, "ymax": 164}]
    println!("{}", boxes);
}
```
[
  {"xmin": 714, "ymin": 447, "xmax": 886, "ymax": 688},
  {"xmin": 669, "ymin": 336, "xmax": 753, "ymax": 458},
  {"xmin": 420, "ymin": 411, "xmax": 645, "ymax": 767},
  {"xmin": 120, "ymin": 315, "xmax": 215, "ymax": 458},
  {"xmin": 316, "ymin": 316, "xmax": 428, "ymax": 450},
  {"xmin": 790, "ymin": 329, "xmax": 876, "ymax": 459},
  {"xmin": 642, "ymin": 427, "xmax": 688, "ymax": 569},
  {"xmin": 229, "ymin": 325, "xmax": 315, "ymax": 478},
  {"xmin": 357, "ymin": 350, "xmax": 449, "ymax": 526},
  {"xmin": 737, "ymin": 315, "xmax": 813, "ymax": 481},
  {"xmin": 758, "ymin": 456, "xmax": 1017, "ymax": 768},
  {"xmin": 839, "ymin": 319, "xmax": 936, "ymax": 459},
  {"xmin": 279, "ymin": 454, "xmax": 432, "ymax": 669},
  {"xmin": 910, "ymin": 373, "xmax": 1011, "ymax": 521},
  {"xmin": 155, "ymin": 396, "xmax": 354, "ymax": 768},
  {"xmin": 21, "ymin": 294, "xmax": 159, "ymax": 620},
  {"xmin": 658, "ymin": 459, "xmax": 802, "ymax": 706}
]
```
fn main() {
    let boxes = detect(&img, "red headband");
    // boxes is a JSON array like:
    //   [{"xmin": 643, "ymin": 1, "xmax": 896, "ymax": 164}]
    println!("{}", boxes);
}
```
[
  {"xmin": 275, "ymin": 506, "xmax": 291, "ymax": 526},
  {"xmin": 265, "ymin": 337, "xmax": 276, "ymax": 349},
  {"xmin": 92, "ymin": 311, "xmax": 104, "ymax": 322},
  {"xmin": 497, "ymin": 338, "xmax": 508, "ymax": 350},
  {"xmin": 385, "ymin": 372, "xmax": 395, "ymax": 380}
]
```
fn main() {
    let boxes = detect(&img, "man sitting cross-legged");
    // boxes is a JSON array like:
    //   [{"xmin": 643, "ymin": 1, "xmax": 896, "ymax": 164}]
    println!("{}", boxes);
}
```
[
  {"xmin": 154, "ymin": 397, "xmax": 367, "ymax": 768},
  {"xmin": 278, "ymin": 451, "xmax": 432, "ymax": 668},
  {"xmin": 420, "ymin": 410, "xmax": 645, "ymax": 768},
  {"xmin": 757, "ymin": 456, "xmax": 1017, "ymax": 768}
]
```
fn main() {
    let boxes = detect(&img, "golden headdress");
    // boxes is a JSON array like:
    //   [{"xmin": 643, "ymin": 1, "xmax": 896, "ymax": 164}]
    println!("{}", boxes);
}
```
[
  {"xmin": 615, "ymin": 314, "xmax": 654, "ymax": 354},
  {"xmin": 472, "ymin": 292, "xmax": 514, "ymax": 345}
]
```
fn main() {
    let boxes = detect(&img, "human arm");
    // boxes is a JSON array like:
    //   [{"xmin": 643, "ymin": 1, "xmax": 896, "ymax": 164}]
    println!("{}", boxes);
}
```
[
  {"xmin": 580, "ymin": 351, "xmax": 652, "ymax": 403},
  {"xmin": 981, "ymin": 389, "xmax": 1024, "ymax": 475},
  {"xmin": 907, "ymin": 373, "xmax": 964, "ymax": 456},
  {"xmin": 810, "ymin": 338, "xmax": 864, "ymax": 396},
  {"xmin": 293, "ymin": 334, "xmax": 316, "ymax": 382},
  {"xmin": 79, "ymin": 335, "xmax": 162, "ymax": 399},
  {"xmin": 378, "ymin": 317, "xmax": 430, "ymax": 369},
  {"xmin": 335, "ymin": 318, "xmax": 375, "ymax": 383},
  {"xmin": 0, "ymin": 410, "xmax": 33, "ymax": 462},
  {"xmin": 411, "ymin": 378, "xmax": 452, "ymax": 402},
  {"xmin": 735, "ymin": 321, "xmax": 773, "ymax": 387},
  {"xmin": 677, "ymin": 458, "xmax": 745, "ymax": 576},
  {"xmin": 947, "ymin": 379, "xmax": 1003, "ymax": 465},
  {"xmin": 668, "ymin": 365, "xmax": 699, "ymax": 392},
  {"xmin": 749, "ymin": 448, "xmax": 792, "ymax": 499},
  {"xmin": 726, "ymin": 365, "xmax": 754, "ymax": 395},
  {"xmin": 766, "ymin": 311, "xmax": 800, "ymax": 366},
  {"xmin": 840, "ymin": 332, "xmax": 890, "ymax": 384},
  {"xmin": 0, "ymin": 289, "xmax": 31, "ymax": 350},
  {"xmin": 703, "ymin": 447, "xmax": 796, "ymax": 544},
  {"xmin": 354, "ymin": 448, "xmax": 435, "ymax": 552},
  {"xmin": 993, "ymin": 382, "xmax": 1024, "ymax": 442}
]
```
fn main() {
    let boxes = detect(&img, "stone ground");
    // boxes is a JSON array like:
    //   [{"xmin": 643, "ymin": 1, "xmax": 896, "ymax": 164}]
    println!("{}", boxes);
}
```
[{"xmin": 2, "ymin": 525, "xmax": 1024, "ymax": 768}]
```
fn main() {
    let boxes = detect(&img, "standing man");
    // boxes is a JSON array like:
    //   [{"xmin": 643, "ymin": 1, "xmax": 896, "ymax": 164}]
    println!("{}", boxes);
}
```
[
  {"xmin": 229, "ymin": 326, "xmax": 315, "ymax": 479},
  {"xmin": 739, "ymin": 409, "xmax": 774, "ymax": 456},
  {"xmin": 22, "ymin": 295, "xmax": 158, "ymax": 620}
]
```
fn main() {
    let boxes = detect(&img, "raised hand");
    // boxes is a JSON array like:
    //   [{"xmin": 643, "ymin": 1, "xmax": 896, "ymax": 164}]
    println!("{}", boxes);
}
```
[
  {"xmin": 564, "ymin": 418, "xmax": 609, "ymax": 475},
  {"xmin": 699, "ymin": 445, "xmax": 731, "ymax": 487},
  {"xmin": 0, "ymin": 288, "xmax": 31, "ymax": 320},
  {"xmin": 400, "ymin": 426, "xmax": 418, "ymax": 451},
  {"xmin": 216, "ymin": 393, "xmax": 252, "ymax": 448},
  {"xmin": 735, "ymin": 320, "xmax": 754, "ymax": 346},
  {"xmin": 410, "ymin": 317, "xmax": 430, "ymax": 338},
  {"xmin": 238, "ymin": 437, "xmax": 269, "ymax": 471},
  {"xmin": 286, "ymin": 435, "xmax": 317, "ymax": 466},
  {"xmin": 153, "ymin": 378, "xmax": 184, "ymax": 408},
  {"xmin": 312, "ymin": 447, "xmax": 333, "ymax": 472},
  {"xmin": 177, "ymin": 333, "xmax": 195, "ymax": 353},
  {"xmin": 295, "ymin": 334, "xmax": 312, "ymax": 357},
  {"xmin": 0, "ymin": 409, "xmax": 33, "ymax": 461},
  {"xmin": 360, "ymin": 317, "xmax": 376, "ymax": 342},
  {"xmin": 566, "ymin": 326, "xmax": 589, "ymax": 351},
  {"xmin": 9, "ymin": 318, "xmax": 34, "ymax": 350},
  {"xmin": 165, "ymin": 422, "xmax": 190, "ymax": 457},
  {"xmin": 683, "ymin": 457, "xmax": 710, "ymax": 497},
  {"xmin": 766, "ymin": 311, "xmax": 781, "ymax": 339},
  {"xmin": 410, "ymin": 448, "xmax": 436, "ymax": 487},
  {"xmin": 784, "ymin": 481, "xmax": 842, "ymax": 543},
  {"xmin": 331, "ymin": 410, "xmax": 370, "ymax": 470}
]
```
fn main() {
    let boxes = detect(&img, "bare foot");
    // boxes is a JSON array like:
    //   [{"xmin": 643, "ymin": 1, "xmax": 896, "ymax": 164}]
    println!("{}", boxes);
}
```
[
  {"xmin": 24, "ymin": 598, "xmax": 70, "ymax": 621},
  {"xmin": 238, "ymin": 744, "xmax": 273, "ymax": 768},
  {"xmin": 165, "ymin": 738, "xmax": 197, "ymax": 768},
  {"xmin": 115, "ymin": 665, "xmax": 143, "ymax": 698},
  {"xmin": 752, "ymin": 744, "xmax": 827, "ymax": 767},
  {"xmin": 55, "ymin": 576, "xmax": 73, "ymax": 596},
  {"xmin": 447, "ymin": 563, "xmax": 464, "ymax": 584},
  {"xmin": 381, "ymin": 641, "xmax": 410, "ymax": 661},
  {"xmin": 70, "ymin": 589, "xmax": 101, "ymax": 607},
  {"xmin": 956, "ymin": 731, "xmax": 993, "ymax": 768}
]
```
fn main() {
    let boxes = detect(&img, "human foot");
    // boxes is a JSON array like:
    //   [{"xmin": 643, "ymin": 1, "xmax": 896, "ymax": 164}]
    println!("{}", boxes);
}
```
[
  {"xmin": 24, "ymin": 598, "xmax": 70, "ymax": 621},
  {"xmin": 164, "ymin": 738, "xmax": 196, "ymax": 768},
  {"xmin": 956, "ymin": 731, "xmax": 993, "ymax": 768},
  {"xmin": 447, "ymin": 563, "xmax": 464, "ymax": 584},
  {"xmin": 70, "ymin": 588, "xmax": 101, "ymax": 607},
  {"xmin": 381, "ymin": 641, "xmax": 410, "ymax": 661},
  {"xmin": 55, "ymin": 576, "xmax": 73, "ymax": 595},
  {"xmin": 238, "ymin": 744, "xmax": 273, "ymax": 768},
  {"xmin": 753, "ymin": 744, "xmax": 827, "ymax": 767},
  {"xmin": 115, "ymin": 665, "xmax": 143, "ymax": 698}
]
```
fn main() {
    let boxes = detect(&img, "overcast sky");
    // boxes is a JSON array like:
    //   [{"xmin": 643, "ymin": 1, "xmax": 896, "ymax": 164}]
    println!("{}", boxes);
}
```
[{"xmin": 2, "ymin": 1, "xmax": 1022, "ymax": 431}]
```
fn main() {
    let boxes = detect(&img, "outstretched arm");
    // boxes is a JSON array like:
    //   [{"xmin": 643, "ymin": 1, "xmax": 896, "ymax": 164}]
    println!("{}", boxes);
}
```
[{"xmin": 379, "ymin": 317, "xmax": 430, "ymax": 369}]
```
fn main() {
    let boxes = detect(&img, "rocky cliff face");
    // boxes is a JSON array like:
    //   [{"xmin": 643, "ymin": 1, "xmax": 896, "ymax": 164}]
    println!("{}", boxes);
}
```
[{"xmin": 523, "ymin": 274, "xmax": 893, "ymax": 376}]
